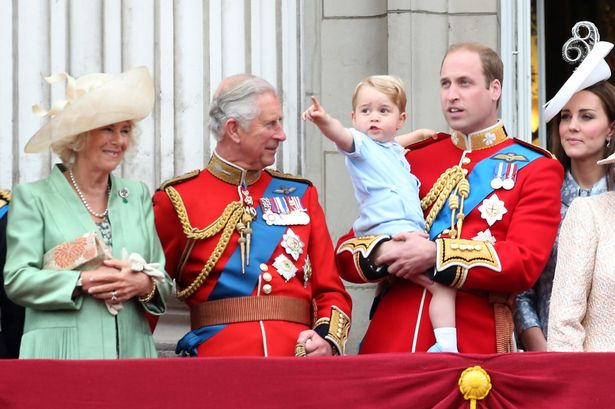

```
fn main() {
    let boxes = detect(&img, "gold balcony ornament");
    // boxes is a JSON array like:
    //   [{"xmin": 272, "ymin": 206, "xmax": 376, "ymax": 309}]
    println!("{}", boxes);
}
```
[{"xmin": 458, "ymin": 366, "xmax": 492, "ymax": 409}]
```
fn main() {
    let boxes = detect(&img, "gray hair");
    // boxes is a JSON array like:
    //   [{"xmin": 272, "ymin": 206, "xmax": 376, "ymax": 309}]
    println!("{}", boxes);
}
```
[
  {"xmin": 209, "ymin": 75, "xmax": 277, "ymax": 141},
  {"xmin": 51, "ymin": 121, "xmax": 140, "ymax": 165}
]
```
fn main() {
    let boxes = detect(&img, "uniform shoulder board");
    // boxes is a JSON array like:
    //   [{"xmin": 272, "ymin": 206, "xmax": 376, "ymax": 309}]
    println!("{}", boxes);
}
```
[
  {"xmin": 0, "ymin": 189, "xmax": 10, "ymax": 210},
  {"xmin": 405, "ymin": 132, "xmax": 450, "ymax": 152},
  {"xmin": 265, "ymin": 169, "xmax": 312, "ymax": 186},
  {"xmin": 158, "ymin": 169, "xmax": 200, "ymax": 191},
  {"xmin": 512, "ymin": 138, "xmax": 556, "ymax": 159},
  {"xmin": 0, "ymin": 189, "xmax": 10, "ymax": 202}
]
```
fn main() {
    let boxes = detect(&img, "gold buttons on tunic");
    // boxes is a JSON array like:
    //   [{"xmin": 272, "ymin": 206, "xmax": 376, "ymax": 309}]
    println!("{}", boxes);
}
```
[
  {"xmin": 262, "ymin": 284, "xmax": 272, "ymax": 294},
  {"xmin": 260, "ymin": 263, "xmax": 269, "ymax": 271},
  {"xmin": 462, "ymin": 157, "xmax": 471, "ymax": 165},
  {"xmin": 262, "ymin": 272, "xmax": 272, "ymax": 282}
]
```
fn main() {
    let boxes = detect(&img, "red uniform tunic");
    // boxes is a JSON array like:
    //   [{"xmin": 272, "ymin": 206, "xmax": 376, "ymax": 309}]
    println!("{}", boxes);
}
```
[
  {"xmin": 336, "ymin": 122, "xmax": 563, "ymax": 353},
  {"xmin": 154, "ymin": 154, "xmax": 351, "ymax": 356}
]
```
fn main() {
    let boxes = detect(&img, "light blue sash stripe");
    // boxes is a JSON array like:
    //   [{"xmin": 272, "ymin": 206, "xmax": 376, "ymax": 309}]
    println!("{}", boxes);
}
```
[
  {"xmin": 429, "ymin": 144, "xmax": 542, "ymax": 239},
  {"xmin": 210, "ymin": 179, "xmax": 308, "ymax": 299},
  {"xmin": 0, "ymin": 205, "xmax": 8, "ymax": 219},
  {"xmin": 175, "ymin": 325, "xmax": 226, "ymax": 356}
]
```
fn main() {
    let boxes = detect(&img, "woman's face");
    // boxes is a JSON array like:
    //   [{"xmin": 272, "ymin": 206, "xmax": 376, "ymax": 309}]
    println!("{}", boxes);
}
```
[
  {"xmin": 559, "ymin": 90, "xmax": 613, "ymax": 163},
  {"xmin": 76, "ymin": 121, "xmax": 132, "ymax": 173}
]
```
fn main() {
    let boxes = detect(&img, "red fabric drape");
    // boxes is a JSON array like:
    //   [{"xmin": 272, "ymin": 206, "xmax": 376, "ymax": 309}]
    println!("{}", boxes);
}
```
[{"xmin": 0, "ymin": 352, "xmax": 609, "ymax": 408}]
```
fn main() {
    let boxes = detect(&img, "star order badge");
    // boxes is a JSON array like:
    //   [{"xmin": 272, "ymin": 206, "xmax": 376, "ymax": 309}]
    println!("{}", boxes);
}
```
[
  {"xmin": 478, "ymin": 194, "xmax": 507, "ymax": 226},
  {"xmin": 281, "ymin": 228, "xmax": 304, "ymax": 261},
  {"xmin": 273, "ymin": 254, "xmax": 298, "ymax": 282},
  {"xmin": 303, "ymin": 255, "xmax": 312, "ymax": 288},
  {"xmin": 473, "ymin": 228, "xmax": 497, "ymax": 244}
]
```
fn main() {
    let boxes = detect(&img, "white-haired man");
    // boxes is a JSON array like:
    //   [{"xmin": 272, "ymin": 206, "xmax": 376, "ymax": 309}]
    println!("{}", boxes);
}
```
[{"xmin": 154, "ymin": 74, "xmax": 351, "ymax": 357}]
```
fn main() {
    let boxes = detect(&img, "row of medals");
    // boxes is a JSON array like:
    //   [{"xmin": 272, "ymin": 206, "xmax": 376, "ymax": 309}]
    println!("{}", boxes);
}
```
[{"xmin": 237, "ymin": 185, "xmax": 312, "ymax": 287}]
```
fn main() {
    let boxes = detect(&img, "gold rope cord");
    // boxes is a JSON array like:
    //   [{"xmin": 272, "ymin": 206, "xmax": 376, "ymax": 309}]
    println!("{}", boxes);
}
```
[
  {"xmin": 166, "ymin": 186, "xmax": 243, "ymax": 239},
  {"xmin": 453, "ymin": 178, "xmax": 470, "ymax": 238},
  {"xmin": 421, "ymin": 166, "xmax": 466, "ymax": 234},
  {"xmin": 165, "ymin": 186, "xmax": 244, "ymax": 299}
]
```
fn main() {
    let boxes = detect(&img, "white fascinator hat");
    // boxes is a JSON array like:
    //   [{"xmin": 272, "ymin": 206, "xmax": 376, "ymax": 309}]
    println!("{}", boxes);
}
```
[
  {"xmin": 543, "ymin": 21, "xmax": 613, "ymax": 123},
  {"xmin": 25, "ymin": 66, "xmax": 155, "ymax": 153}
]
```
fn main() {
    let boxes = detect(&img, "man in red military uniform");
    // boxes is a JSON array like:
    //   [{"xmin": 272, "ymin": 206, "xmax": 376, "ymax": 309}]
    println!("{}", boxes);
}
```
[
  {"xmin": 154, "ymin": 74, "xmax": 351, "ymax": 357},
  {"xmin": 336, "ymin": 42, "xmax": 563, "ymax": 353}
]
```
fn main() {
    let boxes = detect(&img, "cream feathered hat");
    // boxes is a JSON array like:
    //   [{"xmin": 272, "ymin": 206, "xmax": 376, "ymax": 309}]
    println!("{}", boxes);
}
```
[
  {"xmin": 25, "ymin": 66, "xmax": 155, "ymax": 153},
  {"xmin": 543, "ymin": 21, "xmax": 613, "ymax": 123}
]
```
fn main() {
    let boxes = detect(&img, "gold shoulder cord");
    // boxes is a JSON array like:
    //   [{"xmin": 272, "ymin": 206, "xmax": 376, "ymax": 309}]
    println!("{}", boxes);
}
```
[
  {"xmin": 421, "ymin": 165, "xmax": 469, "ymax": 237},
  {"xmin": 165, "ymin": 186, "xmax": 244, "ymax": 300}
]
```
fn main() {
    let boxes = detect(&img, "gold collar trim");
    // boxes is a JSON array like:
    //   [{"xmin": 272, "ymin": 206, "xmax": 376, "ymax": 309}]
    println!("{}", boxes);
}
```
[
  {"xmin": 451, "ymin": 121, "xmax": 509, "ymax": 151},
  {"xmin": 207, "ymin": 151, "xmax": 261, "ymax": 186}
]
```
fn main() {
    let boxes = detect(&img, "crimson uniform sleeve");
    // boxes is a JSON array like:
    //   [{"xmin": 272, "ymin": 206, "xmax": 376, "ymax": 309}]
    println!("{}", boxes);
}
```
[
  {"xmin": 336, "ymin": 231, "xmax": 390, "ymax": 284},
  {"xmin": 304, "ymin": 185, "xmax": 352, "ymax": 352},
  {"xmin": 153, "ymin": 188, "xmax": 186, "ymax": 281}
]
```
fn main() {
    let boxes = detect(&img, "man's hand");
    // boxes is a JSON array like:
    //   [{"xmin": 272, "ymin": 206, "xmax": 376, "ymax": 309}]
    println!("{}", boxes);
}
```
[
  {"xmin": 374, "ymin": 231, "xmax": 436, "ymax": 280},
  {"xmin": 296, "ymin": 329, "xmax": 334, "ymax": 357}
]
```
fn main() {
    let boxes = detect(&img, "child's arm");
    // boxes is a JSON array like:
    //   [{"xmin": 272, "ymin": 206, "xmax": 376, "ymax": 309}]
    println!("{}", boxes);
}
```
[
  {"xmin": 395, "ymin": 128, "xmax": 437, "ymax": 147},
  {"xmin": 302, "ymin": 96, "xmax": 354, "ymax": 152}
]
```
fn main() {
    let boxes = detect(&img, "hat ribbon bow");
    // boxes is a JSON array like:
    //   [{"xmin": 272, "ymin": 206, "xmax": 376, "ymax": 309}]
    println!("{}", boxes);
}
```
[{"xmin": 32, "ymin": 72, "xmax": 85, "ymax": 118}]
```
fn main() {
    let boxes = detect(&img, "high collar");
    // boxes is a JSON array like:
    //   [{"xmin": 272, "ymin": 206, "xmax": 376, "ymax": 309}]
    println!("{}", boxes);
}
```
[
  {"xmin": 207, "ymin": 151, "xmax": 262, "ymax": 186},
  {"xmin": 450, "ymin": 120, "xmax": 509, "ymax": 151}
]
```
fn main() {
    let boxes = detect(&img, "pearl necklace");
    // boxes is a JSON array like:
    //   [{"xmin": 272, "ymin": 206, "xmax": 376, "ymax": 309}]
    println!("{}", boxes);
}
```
[{"xmin": 68, "ymin": 169, "xmax": 110, "ymax": 218}]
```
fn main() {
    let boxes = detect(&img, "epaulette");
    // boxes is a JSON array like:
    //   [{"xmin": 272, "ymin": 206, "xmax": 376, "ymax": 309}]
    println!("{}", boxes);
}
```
[
  {"xmin": 0, "ymin": 189, "xmax": 10, "ymax": 210},
  {"xmin": 512, "ymin": 138, "xmax": 556, "ymax": 159},
  {"xmin": 405, "ymin": 132, "xmax": 450, "ymax": 153},
  {"xmin": 265, "ymin": 168, "xmax": 312, "ymax": 186},
  {"xmin": 158, "ymin": 169, "xmax": 200, "ymax": 191}
]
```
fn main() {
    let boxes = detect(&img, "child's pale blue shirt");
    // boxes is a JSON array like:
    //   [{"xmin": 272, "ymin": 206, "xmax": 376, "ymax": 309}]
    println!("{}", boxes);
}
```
[{"xmin": 341, "ymin": 128, "xmax": 425, "ymax": 236}]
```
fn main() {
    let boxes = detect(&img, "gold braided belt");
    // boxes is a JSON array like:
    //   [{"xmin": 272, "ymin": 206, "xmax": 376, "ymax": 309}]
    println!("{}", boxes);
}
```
[
  {"xmin": 165, "ymin": 185, "xmax": 245, "ymax": 300},
  {"xmin": 189, "ymin": 296, "xmax": 312, "ymax": 329}
]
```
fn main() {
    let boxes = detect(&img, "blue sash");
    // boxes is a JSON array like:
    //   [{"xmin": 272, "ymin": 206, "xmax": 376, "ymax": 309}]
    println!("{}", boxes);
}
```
[
  {"xmin": 176, "ymin": 176, "xmax": 308, "ymax": 356},
  {"xmin": 0, "ymin": 204, "xmax": 8, "ymax": 219},
  {"xmin": 429, "ymin": 144, "xmax": 542, "ymax": 239}
]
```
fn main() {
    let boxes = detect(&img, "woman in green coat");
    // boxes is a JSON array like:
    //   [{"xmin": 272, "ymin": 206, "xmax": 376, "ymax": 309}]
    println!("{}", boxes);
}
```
[{"xmin": 4, "ymin": 67, "xmax": 171, "ymax": 359}]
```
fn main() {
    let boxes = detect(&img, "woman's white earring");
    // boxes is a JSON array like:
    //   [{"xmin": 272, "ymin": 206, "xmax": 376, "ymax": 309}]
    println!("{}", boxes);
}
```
[{"xmin": 607, "ymin": 139, "xmax": 612, "ymax": 148}]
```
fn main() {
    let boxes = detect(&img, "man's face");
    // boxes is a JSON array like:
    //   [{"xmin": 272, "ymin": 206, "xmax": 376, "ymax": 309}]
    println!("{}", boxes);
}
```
[
  {"xmin": 237, "ymin": 92, "xmax": 286, "ymax": 170},
  {"xmin": 439, "ymin": 49, "xmax": 501, "ymax": 134}
]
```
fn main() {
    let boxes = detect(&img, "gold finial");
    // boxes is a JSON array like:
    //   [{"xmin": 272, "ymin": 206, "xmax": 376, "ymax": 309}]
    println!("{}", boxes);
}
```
[{"xmin": 458, "ymin": 366, "xmax": 492, "ymax": 409}]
